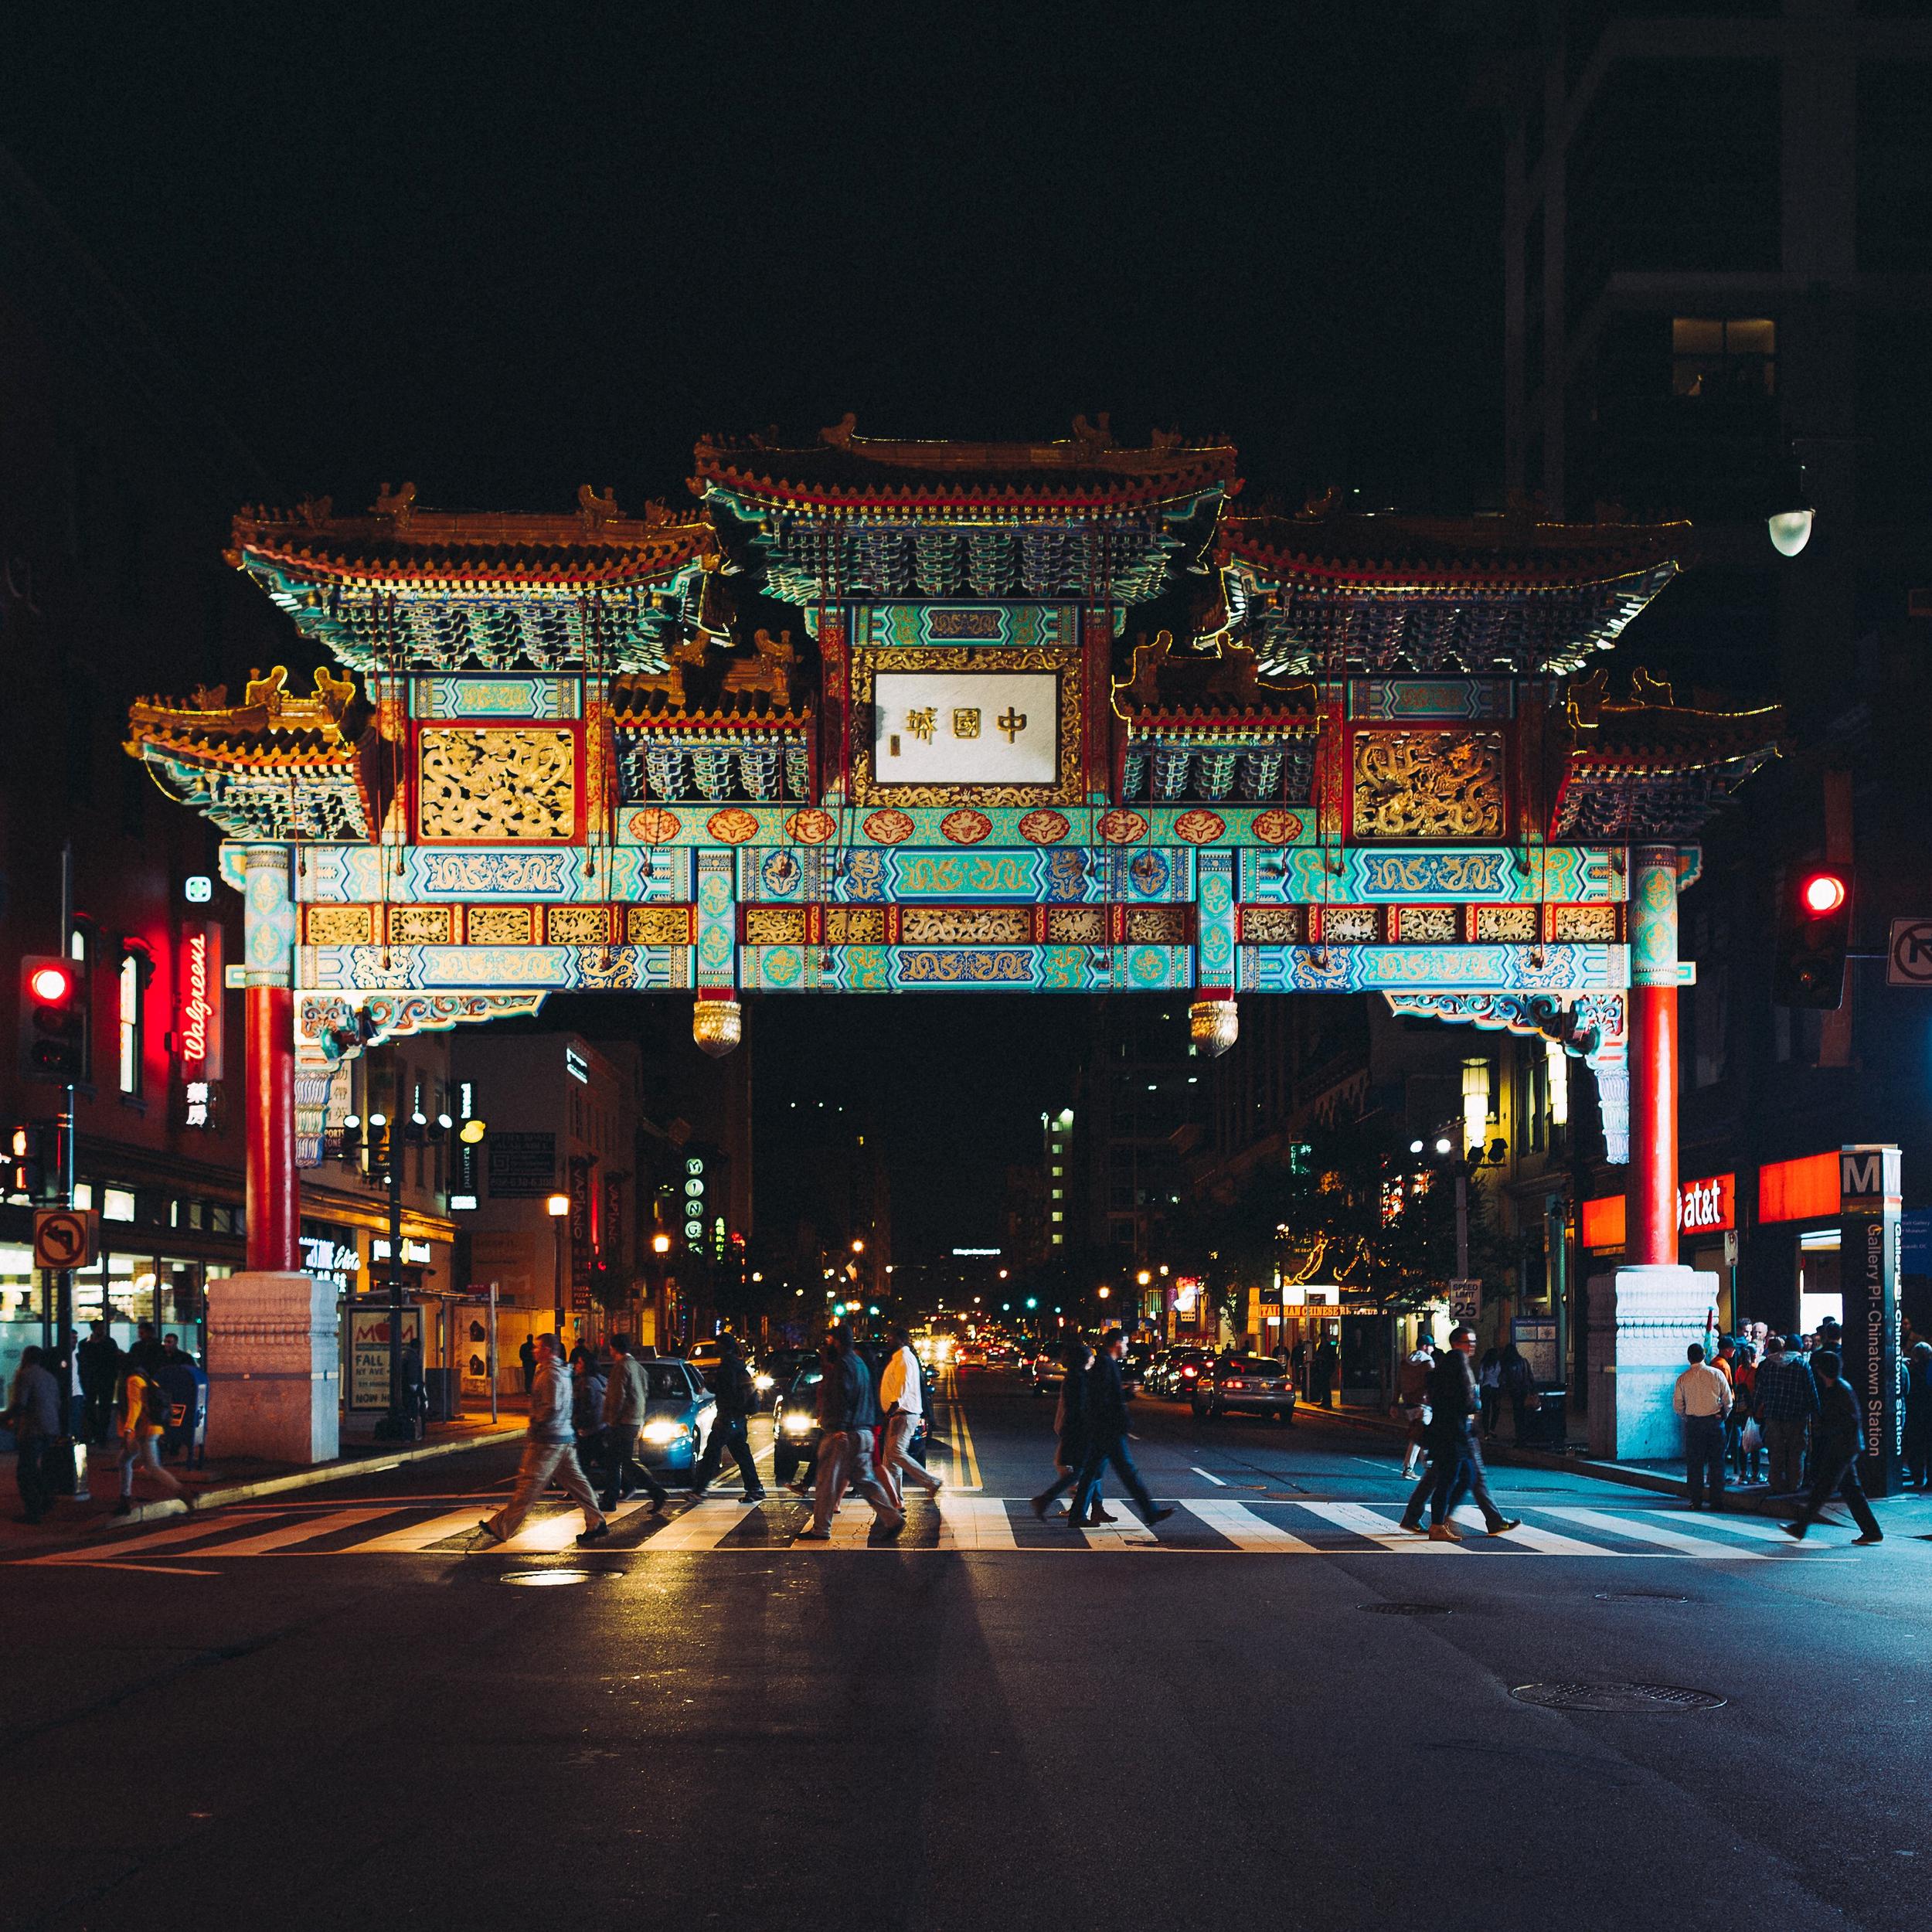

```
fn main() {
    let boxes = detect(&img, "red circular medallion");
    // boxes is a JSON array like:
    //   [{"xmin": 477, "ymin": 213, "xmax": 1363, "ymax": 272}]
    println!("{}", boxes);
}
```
[
  {"xmin": 1097, "ymin": 808, "xmax": 1149, "ymax": 845},
  {"xmin": 939, "ymin": 809, "xmax": 992, "ymax": 845},
  {"xmin": 628, "ymin": 807, "xmax": 682, "ymax": 845},
  {"xmin": 863, "ymin": 809, "xmax": 915, "ymax": 845},
  {"xmin": 1252, "ymin": 809, "xmax": 1304, "ymax": 846},
  {"xmin": 785, "ymin": 808, "xmax": 838, "ymax": 845},
  {"xmin": 1018, "ymin": 809, "xmax": 1070, "ymax": 845},
  {"xmin": 1172, "ymin": 809, "xmax": 1226, "ymax": 845},
  {"xmin": 706, "ymin": 808, "xmax": 760, "ymax": 845}
]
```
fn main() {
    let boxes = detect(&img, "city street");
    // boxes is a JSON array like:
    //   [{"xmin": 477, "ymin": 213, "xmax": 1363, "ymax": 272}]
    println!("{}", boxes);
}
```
[{"xmin": 8, "ymin": 1372, "xmax": 1930, "ymax": 1932}]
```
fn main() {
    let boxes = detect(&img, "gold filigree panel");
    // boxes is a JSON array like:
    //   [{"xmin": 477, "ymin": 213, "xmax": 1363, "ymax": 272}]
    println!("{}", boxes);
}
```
[
  {"xmin": 1240, "ymin": 905, "xmax": 1304, "ymax": 944},
  {"xmin": 1322, "ymin": 906, "xmax": 1380, "ymax": 944},
  {"xmin": 1044, "ymin": 906, "xmax": 1106, "ymax": 945},
  {"xmin": 1124, "ymin": 905, "xmax": 1189, "ymax": 945},
  {"xmin": 629, "ymin": 906, "xmax": 694, "ymax": 946},
  {"xmin": 825, "ymin": 906, "xmax": 888, "ymax": 945},
  {"xmin": 1553, "ymin": 903, "xmax": 1618, "ymax": 942},
  {"xmin": 1395, "ymin": 905, "xmax": 1458, "ymax": 944},
  {"xmin": 744, "ymin": 906, "xmax": 807, "ymax": 945},
  {"xmin": 465, "ymin": 904, "xmax": 536, "ymax": 944},
  {"xmin": 849, "ymin": 647, "xmax": 1080, "ymax": 806},
  {"xmin": 1351, "ymin": 730, "xmax": 1503, "ymax": 841},
  {"xmin": 546, "ymin": 906, "xmax": 611, "ymax": 946},
  {"xmin": 901, "ymin": 905, "xmax": 1032, "ymax": 946},
  {"xmin": 1472, "ymin": 903, "xmax": 1537, "ymax": 943},
  {"xmin": 306, "ymin": 905, "xmax": 373, "ymax": 946},
  {"xmin": 388, "ymin": 905, "xmax": 454, "ymax": 945},
  {"xmin": 418, "ymin": 729, "xmax": 576, "ymax": 842}
]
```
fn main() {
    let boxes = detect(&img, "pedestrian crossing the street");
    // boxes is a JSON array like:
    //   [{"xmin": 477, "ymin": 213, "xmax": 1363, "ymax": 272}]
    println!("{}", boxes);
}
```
[{"xmin": 18, "ymin": 1498, "xmax": 1854, "ymax": 1566}]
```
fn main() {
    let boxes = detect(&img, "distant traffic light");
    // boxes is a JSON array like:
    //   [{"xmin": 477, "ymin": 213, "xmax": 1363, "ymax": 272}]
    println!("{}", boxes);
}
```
[
  {"xmin": 1774, "ymin": 867, "xmax": 1852, "ymax": 1009},
  {"xmin": 19, "ymin": 956, "xmax": 87, "ymax": 1084}
]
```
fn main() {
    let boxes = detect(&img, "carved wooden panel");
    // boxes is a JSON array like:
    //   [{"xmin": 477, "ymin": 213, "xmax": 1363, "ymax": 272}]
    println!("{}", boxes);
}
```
[
  {"xmin": 418, "ymin": 729, "xmax": 575, "ymax": 842},
  {"xmin": 1473, "ymin": 904, "xmax": 1537, "ymax": 942},
  {"xmin": 387, "ymin": 905, "xmax": 454, "ymax": 945},
  {"xmin": 546, "ymin": 906, "xmax": 611, "ymax": 946},
  {"xmin": 1351, "ymin": 730, "xmax": 1503, "ymax": 841},
  {"xmin": 464, "ymin": 904, "xmax": 536, "ymax": 944},
  {"xmin": 825, "ymin": 906, "xmax": 888, "ymax": 945},
  {"xmin": 628, "ymin": 906, "xmax": 695, "ymax": 946},
  {"xmin": 1044, "ymin": 906, "xmax": 1107, "ymax": 945},
  {"xmin": 1240, "ymin": 905, "xmax": 1304, "ymax": 944},
  {"xmin": 305, "ymin": 905, "xmax": 374, "ymax": 946},
  {"xmin": 1124, "ymin": 905, "xmax": 1189, "ymax": 944},
  {"xmin": 900, "ymin": 905, "xmax": 1032, "ymax": 946},
  {"xmin": 1553, "ymin": 903, "xmax": 1619, "ymax": 942}
]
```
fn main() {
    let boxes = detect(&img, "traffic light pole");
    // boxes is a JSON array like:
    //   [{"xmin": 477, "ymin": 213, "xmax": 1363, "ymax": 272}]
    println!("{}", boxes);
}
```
[{"xmin": 56, "ymin": 843, "xmax": 75, "ymax": 1407}]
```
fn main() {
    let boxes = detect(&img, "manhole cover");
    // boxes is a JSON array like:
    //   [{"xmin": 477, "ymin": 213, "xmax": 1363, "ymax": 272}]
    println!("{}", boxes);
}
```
[
  {"xmin": 1361, "ymin": 1601, "xmax": 1451, "ymax": 1617},
  {"xmin": 500, "ymin": 1568, "xmax": 595, "ymax": 1588},
  {"xmin": 1511, "ymin": 1682, "xmax": 1725, "ymax": 1713}
]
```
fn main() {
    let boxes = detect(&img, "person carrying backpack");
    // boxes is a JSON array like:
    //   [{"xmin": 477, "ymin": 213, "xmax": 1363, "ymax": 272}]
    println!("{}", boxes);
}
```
[{"xmin": 116, "ymin": 1359, "xmax": 189, "ymax": 1516}]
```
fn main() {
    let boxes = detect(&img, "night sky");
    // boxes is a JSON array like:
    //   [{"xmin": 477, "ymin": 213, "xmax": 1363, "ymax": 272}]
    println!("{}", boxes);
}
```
[{"xmin": 2, "ymin": 7, "xmax": 1502, "ymax": 1256}]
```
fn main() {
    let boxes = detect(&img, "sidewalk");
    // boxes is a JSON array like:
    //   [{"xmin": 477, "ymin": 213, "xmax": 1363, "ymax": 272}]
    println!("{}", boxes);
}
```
[
  {"xmin": 0, "ymin": 1407, "xmax": 525, "ymax": 1554},
  {"xmin": 1318, "ymin": 1397, "xmax": 1932, "ymax": 1532}
]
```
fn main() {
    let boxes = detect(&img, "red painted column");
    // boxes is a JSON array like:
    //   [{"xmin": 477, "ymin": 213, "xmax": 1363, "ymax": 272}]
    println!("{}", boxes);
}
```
[
  {"xmin": 1626, "ymin": 981, "xmax": 1678, "ymax": 1266},
  {"xmin": 246, "ymin": 983, "xmax": 299, "ymax": 1272},
  {"xmin": 1626, "ymin": 846, "xmax": 1680, "ymax": 1267}
]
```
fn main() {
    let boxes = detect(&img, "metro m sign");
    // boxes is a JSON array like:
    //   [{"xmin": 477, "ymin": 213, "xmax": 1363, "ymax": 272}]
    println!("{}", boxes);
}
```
[
  {"xmin": 178, "ymin": 921, "xmax": 223, "ymax": 1080},
  {"xmin": 1840, "ymin": 1144, "xmax": 1901, "ymax": 1212}
]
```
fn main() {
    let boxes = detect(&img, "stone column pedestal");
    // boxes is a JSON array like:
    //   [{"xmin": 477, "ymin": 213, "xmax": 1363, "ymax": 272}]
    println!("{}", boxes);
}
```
[
  {"xmin": 204, "ymin": 1271, "xmax": 340, "ymax": 1465},
  {"xmin": 1586, "ymin": 1264, "xmax": 1719, "ymax": 1462}
]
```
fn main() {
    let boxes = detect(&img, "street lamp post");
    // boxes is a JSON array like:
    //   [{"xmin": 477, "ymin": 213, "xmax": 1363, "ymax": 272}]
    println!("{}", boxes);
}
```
[{"xmin": 547, "ymin": 1192, "xmax": 571, "ymax": 1337}]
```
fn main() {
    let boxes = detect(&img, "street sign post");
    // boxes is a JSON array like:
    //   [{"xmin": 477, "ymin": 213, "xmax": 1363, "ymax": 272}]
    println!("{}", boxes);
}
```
[
  {"xmin": 1447, "ymin": 1278, "xmax": 1481, "ymax": 1321},
  {"xmin": 32, "ymin": 1207, "xmax": 98, "ymax": 1273},
  {"xmin": 1886, "ymin": 919, "xmax": 1932, "ymax": 987}
]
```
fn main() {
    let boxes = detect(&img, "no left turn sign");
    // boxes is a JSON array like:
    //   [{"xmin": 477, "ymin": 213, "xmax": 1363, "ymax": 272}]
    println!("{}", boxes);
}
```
[{"xmin": 33, "ymin": 1208, "xmax": 100, "ymax": 1271}]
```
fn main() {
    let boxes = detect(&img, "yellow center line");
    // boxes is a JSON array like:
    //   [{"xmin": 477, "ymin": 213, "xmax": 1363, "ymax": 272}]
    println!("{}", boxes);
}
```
[{"xmin": 942, "ymin": 1393, "xmax": 983, "ymax": 1493}]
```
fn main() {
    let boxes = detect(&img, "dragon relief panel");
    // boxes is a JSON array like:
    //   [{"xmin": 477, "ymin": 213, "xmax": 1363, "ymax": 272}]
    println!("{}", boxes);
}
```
[
  {"xmin": 900, "ymin": 906, "xmax": 1032, "ymax": 947},
  {"xmin": 464, "ymin": 904, "xmax": 536, "ymax": 944},
  {"xmin": 418, "ymin": 729, "xmax": 576, "ymax": 842},
  {"xmin": 1351, "ymin": 730, "xmax": 1504, "ymax": 841},
  {"xmin": 387, "ymin": 905, "xmax": 455, "ymax": 946},
  {"xmin": 628, "ymin": 906, "xmax": 694, "ymax": 946}
]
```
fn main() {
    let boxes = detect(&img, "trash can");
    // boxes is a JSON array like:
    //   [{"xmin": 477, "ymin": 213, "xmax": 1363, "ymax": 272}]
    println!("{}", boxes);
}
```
[
  {"xmin": 425, "ymin": 1367, "xmax": 460, "ymax": 1422},
  {"xmin": 1517, "ymin": 1386, "xmax": 1567, "ymax": 1449}
]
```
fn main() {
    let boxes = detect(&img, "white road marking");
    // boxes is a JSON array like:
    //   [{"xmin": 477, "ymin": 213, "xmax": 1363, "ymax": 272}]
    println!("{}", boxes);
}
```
[
  {"xmin": 28, "ymin": 1511, "xmax": 278, "ymax": 1564},
  {"xmin": 1548, "ymin": 1506, "xmax": 1764, "ymax": 1558},
  {"xmin": 935, "ymin": 1496, "xmax": 1017, "ymax": 1549},
  {"xmin": 202, "ymin": 1509, "xmax": 395, "ymax": 1556},
  {"xmin": 1191, "ymin": 1468, "xmax": 1229, "ymax": 1487},
  {"xmin": 1296, "ymin": 1501, "xmax": 1467, "ymax": 1551},
  {"xmin": 643, "ymin": 1499, "xmax": 761, "ymax": 1552},
  {"xmin": 352, "ymin": 1506, "xmax": 508, "ymax": 1553},
  {"xmin": 1638, "ymin": 1509, "xmax": 1794, "ymax": 1546},
  {"xmin": 1182, "ymin": 1500, "xmax": 1318, "ymax": 1551},
  {"xmin": 496, "ymin": 1493, "xmax": 659, "ymax": 1554}
]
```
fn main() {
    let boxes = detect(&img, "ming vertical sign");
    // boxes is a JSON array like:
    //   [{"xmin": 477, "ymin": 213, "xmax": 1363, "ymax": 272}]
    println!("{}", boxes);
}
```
[{"xmin": 1840, "ymin": 1143, "xmax": 1902, "ymax": 1498}]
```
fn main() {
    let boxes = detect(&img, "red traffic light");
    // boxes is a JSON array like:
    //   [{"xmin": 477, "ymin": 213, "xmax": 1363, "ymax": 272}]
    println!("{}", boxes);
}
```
[
  {"xmin": 27, "ymin": 964, "xmax": 73, "ymax": 1003},
  {"xmin": 1800, "ymin": 872, "xmax": 1848, "ymax": 917}
]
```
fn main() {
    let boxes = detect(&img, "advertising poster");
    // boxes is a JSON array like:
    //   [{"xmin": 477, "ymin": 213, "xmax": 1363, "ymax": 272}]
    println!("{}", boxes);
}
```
[{"xmin": 348, "ymin": 1304, "xmax": 422, "ymax": 1411}]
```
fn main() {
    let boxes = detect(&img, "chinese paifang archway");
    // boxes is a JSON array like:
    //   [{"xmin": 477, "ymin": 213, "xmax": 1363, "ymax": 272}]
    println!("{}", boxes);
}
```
[{"xmin": 128, "ymin": 423, "xmax": 1780, "ymax": 1284}]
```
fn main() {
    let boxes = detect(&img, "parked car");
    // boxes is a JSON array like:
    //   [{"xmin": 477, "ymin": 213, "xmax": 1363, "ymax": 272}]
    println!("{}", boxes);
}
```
[
  {"xmin": 1192, "ymin": 1352, "xmax": 1295, "ymax": 1423},
  {"xmin": 770, "ymin": 1363, "xmax": 930, "ymax": 1486},
  {"xmin": 1027, "ymin": 1346, "xmax": 1063, "ymax": 1395},
  {"xmin": 634, "ymin": 1358, "xmax": 718, "ymax": 1475}
]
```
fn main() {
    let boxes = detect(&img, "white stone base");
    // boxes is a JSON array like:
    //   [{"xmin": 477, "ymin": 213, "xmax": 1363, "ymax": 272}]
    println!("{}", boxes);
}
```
[
  {"xmin": 1586, "ymin": 1264, "xmax": 1720, "ymax": 1463},
  {"xmin": 204, "ymin": 1271, "xmax": 340, "ymax": 1465}
]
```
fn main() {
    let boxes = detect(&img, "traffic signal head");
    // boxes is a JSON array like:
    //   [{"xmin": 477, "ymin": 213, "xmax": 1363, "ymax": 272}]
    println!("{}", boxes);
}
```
[
  {"xmin": 1774, "ymin": 867, "xmax": 1852, "ymax": 1009},
  {"xmin": 19, "ymin": 955, "xmax": 87, "ymax": 1084}
]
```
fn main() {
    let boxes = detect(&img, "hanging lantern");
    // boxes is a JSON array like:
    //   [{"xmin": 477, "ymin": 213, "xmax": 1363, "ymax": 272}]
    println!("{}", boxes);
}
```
[
  {"xmin": 692, "ymin": 995, "xmax": 743, "ymax": 1057},
  {"xmin": 1189, "ymin": 997, "xmax": 1238, "ymax": 1058}
]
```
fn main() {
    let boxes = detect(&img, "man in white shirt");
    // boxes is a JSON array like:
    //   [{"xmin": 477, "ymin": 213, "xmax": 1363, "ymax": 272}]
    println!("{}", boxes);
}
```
[
  {"xmin": 1672, "ymin": 1342, "xmax": 1733, "ymax": 1511},
  {"xmin": 876, "ymin": 1327, "xmax": 942, "ymax": 1511}
]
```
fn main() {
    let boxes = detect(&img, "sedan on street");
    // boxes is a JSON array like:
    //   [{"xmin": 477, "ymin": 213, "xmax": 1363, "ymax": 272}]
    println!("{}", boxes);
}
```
[{"xmin": 1192, "ymin": 1353, "xmax": 1295, "ymax": 1423}]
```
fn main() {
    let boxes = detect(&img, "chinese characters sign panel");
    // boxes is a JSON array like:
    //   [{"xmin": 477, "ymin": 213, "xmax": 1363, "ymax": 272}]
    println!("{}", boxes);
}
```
[{"xmin": 872, "ymin": 672, "xmax": 1057, "ymax": 786}]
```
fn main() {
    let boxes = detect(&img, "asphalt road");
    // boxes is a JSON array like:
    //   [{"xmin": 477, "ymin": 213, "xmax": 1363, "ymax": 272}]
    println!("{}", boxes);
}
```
[{"xmin": 7, "ymin": 1371, "xmax": 1930, "ymax": 1932}]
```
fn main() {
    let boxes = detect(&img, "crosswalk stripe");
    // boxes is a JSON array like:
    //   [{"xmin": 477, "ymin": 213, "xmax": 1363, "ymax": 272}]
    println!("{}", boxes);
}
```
[
  {"xmin": 1635, "ymin": 1508, "xmax": 1796, "ymax": 1546},
  {"xmin": 935, "ymin": 1496, "xmax": 1016, "ymax": 1549},
  {"xmin": 1297, "ymin": 1501, "xmax": 1464, "ymax": 1551},
  {"xmin": 1548, "ymin": 1506, "xmax": 1760, "ymax": 1558},
  {"xmin": 642, "ymin": 1498, "xmax": 761, "ymax": 1551},
  {"xmin": 497, "ymin": 1492, "xmax": 659, "ymax": 1553},
  {"xmin": 1182, "ymin": 1500, "xmax": 1318, "ymax": 1551},
  {"xmin": 1488, "ymin": 1521, "xmax": 1618, "ymax": 1556},
  {"xmin": 352, "ymin": 1506, "xmax": 500, "ymax": 1553},
  {"xmin": 30, "ymin": 1511, "xmax": 279, "ymax": 1564},
  {"xmin": 199, "ymin": 1509, "xmax": 395, "ymax": 1556}
]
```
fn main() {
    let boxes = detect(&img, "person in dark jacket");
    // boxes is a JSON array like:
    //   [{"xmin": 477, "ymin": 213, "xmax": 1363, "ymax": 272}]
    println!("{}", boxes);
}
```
[
  {"xmin": 1399, "ymin": 1326, "xmax": 1521, "ymax": 1540},
  {"xmin": 1310, "ymin": 1335, "xmax": 1339, "ymax": 1410},
  {"xmin": 692, "ymin": 1335, "xmax": 767, "ymax": 1502},
  {"xmin": 1029, "ymin": 1338, "xmax": 1114, "ymax": 1523},
  {"xmin": 798, "ymin": 1327, "xmax": 901, "ymax": 1539},
  {"xmin": 5, "ymin": 1346, "xmax": 65, "ymax": 1523},
  {"xmin": 518, "ymin": 1333, "xmax": 537, "ymax": 1394},
  {"xmin": 1782, "ymin": 1350, "xmax": 1883, "ymax": 1543},
  {"xmin": 1069, "ymin": 1330, "xmax": 1172, "ymax": 1532},
  {"xmin": 1902, "ymin": 1341, "xmax": 1932, "ymax": 1488},
  {"xmin": 77, "ymin": 1321, "xmax": 121, "ymax": 1446}
]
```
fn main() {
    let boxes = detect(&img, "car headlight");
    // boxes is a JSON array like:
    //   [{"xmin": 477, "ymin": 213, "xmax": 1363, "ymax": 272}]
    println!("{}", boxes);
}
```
[
  {"xmin": 753, "ymin": 1373, "xmax": 774, "ymax": 1391},
  {"xmin": 783, "ymin": 1411, "xmax": 815, "ymax": 1434},
  {"xmin": 641, "ymin": 1419, "xmax": 688, "ymax": 1445}
]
